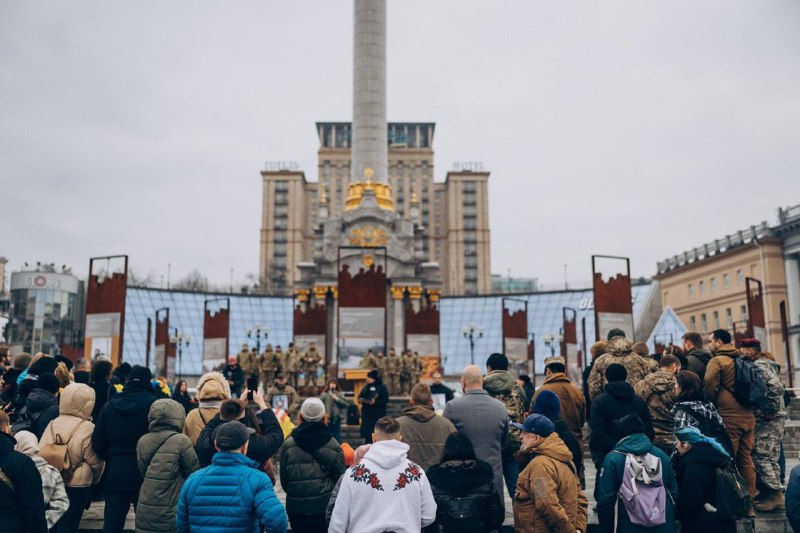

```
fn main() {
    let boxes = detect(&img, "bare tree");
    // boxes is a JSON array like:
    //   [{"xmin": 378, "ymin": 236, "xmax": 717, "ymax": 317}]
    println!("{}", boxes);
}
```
[{"xmin": 173, "ymin": 269, "xmax": 210, "ymax": 292}]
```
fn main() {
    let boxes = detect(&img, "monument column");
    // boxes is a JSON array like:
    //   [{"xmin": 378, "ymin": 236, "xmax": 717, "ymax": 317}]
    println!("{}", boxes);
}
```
[{"xmin": 391, "ymin": 286, "xmax": 406, "ymax": 352}]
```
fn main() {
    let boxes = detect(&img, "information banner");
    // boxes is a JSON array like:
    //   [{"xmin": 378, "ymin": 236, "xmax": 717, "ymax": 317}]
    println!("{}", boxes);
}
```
[
  {"xmin": 407, "ymin": 334, "xmax": 439, "ymax": 357},
  {"xmin": 338, "ymin": 308, "xmax": 385, "ymax": 369}
]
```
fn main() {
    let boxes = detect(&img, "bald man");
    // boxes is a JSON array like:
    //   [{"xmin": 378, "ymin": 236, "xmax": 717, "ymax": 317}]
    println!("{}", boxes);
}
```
[{"xmin": 443, "ymin": 365, "xmax": 510, "ymax": 505}]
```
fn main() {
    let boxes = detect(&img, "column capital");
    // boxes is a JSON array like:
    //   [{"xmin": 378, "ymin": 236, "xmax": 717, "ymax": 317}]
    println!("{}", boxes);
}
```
[{"xmin": 391, "ymin": 286, "xmax": 407, "ymax": 300}]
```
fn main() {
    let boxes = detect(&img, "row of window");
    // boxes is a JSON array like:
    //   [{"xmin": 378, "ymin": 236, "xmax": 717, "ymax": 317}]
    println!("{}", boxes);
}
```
[
  {"xmin": 688, "ymin": 270, "xmax": 745, "ymax": 298},
  {"xmin": 688, "ymin": 305, "xmax": 748, "ymax": 332}
]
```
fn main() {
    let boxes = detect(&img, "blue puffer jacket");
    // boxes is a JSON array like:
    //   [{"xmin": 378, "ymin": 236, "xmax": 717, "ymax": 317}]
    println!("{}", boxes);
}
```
[{"xmin": 176, "ymin": 452, "xmax": 288, "ymax": 533}]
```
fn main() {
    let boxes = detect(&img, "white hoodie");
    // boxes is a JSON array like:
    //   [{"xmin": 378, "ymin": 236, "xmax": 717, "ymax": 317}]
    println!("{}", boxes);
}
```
[{"xmin": 329, "ymin": 439, "xmax": 437, "ymax": 533}]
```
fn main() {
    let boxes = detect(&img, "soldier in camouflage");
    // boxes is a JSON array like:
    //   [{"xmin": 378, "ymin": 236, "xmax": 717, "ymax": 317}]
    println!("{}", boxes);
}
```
[
  {"xmin": 399, "ymin": 350, "xmax": 415, "ymax": 395},
  {"xmin": 412, "ymin": 351, "xmax": 424, "ymax": 384},
  {"xmin": 237, "ymin": 343, "xmax": 259, "ymax": 378},
  {"xmin": 385, "ymin": 348, "xmax": 401, "ymax": 395},
  {"xmin": 302, "ymin": 343, "xmax": 322, "ymax": 387},
  {"xmin": 742, "ymin": 338, "xmax": 787, "ymax": 512},
  {"xmin": 258, "ymin": 343, "xmax": 276, "ymax": 392},
  {"xmin": 587, "ymin": 329, "xmax": 654, "ymax": 400},
  {"xmin": 286, "ymin": 343, "xmax": 302, "ymax": 388},
  {"xmin": 360, "ymin": 349, "xmax": 378, "ymax": 371},
  {"xmin": 633, "ymin": 354, "xmax": 680, "ymax": 454},
  {"xmin": 273, "ymin": 345, "xmax": 288, "ymax": 379}
]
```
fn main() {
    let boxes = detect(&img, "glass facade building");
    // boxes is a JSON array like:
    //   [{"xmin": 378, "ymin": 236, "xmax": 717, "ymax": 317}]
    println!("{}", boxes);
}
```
[
  {"xmin": 9, "ymin": 270, "xmax": 83, "ymax": 355},
  {"xmin": 122, "ymin": 282, "xmax": 660, "ymax": 378}
]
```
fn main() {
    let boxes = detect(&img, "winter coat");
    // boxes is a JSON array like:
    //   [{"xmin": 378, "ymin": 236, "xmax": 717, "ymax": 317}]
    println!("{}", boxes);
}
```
[
  {"xmin": 329, "ymin": 439, "xmax": 437, "ymax": 533},
  {"xmin": 238, "ymin": 349, "xmax": 260, "ymax": 377},
  {"xmin": 427, "ymin": 458, "xmax": 504, "ymax": 533},
  {"xmin": 14, "ymin": 431, "xmax": 70, "ymax": 529},
  {"xmin": 172, "ymin": 391, "xmax": 196, "ymax": 414},
  {"xmin": 633, "ymin": 370, "xmax": 678, "ymax": 451},
  {"xmin": 90, "ymin": 377, "xmax": 111, "ymax": 421},
  {"xmin": 550, "ymin": 415, "xmax": 584, "ymax": 483},
  {"xmin": 25, "ymin": 388, "xmax": 60, "ymax": 440},
  {"xmin": 703, "ymin": 346, "xmax": 756, "ymax": 427},
  {"xmin": 443, "ymin": 389, "xmax": 509, "ymax": 503},
  {"xmin": 222, "ymin": 364, "xmax": 245, "ymax": 396},
  {"xmin": 177, "ymin": 451, "xmax": 288, "ymax": 533},
  {"xmin": 532, "ymin": 372, "xmax": 586, "ymax": 440},
  {"xmin": 136, "ymin": 399, "xmax": 200, "ymax": 533},
  {"xmin": 588, "ymin": 337, "xmax": 653, "ymax": 400},
  {"xmin": 39, "ymin": 383, "xmax": 105, "ymax": 488},
  {"xmin": 589, "ymin": 381, "xmax": 654, "ymax": 464},
  {"xmin": 319, "ymin": 390, "xmax": 350, "ymax": 422},
  {"xmin": 685, "ymin": 347, "xmax": 711, "ymax": 382},
  {"xmin": 483, "ymin": 370, "xmax": 527, "ymax": 456},
  {"xmin": 671, "ymin": 400, "xmax": 732, "ymax": 453},
  {"xmin": 196, "ymin": 407, "xmax": 284, "ymax": 468},
  {"xmin": 358, "ymin": 378, "xmax": 390, "ymax": 439},
  {"xmin": 596, "ymin": 433, "xmax": 678, "ymax": 533},
  {"xmin": 752, "ymin": 355, "xmax": 786, "ymax": 418},
  {"xmin": 397, "ymin": 404, "xmax": 457, "ymax": 470},
  {"xmin": 675, "ymin": 442, "xmax": 736, "ymax": 533},
  {"xmin": 91, "ymin": 382, "xmax": 158, "ymax": 492},
  {"xmin": 0, "ymin": 431, "xmax": 48, "ymax": 533},
  {"xmin": 279, "ymin": 421, "xmax": 346, "ymax": 516},
  {"xmin": 183, "ymin": 372, "xmax": 231, "ymax": 445},
  {"xmin": 582, "ymin": 363, "xmax": 593, "ymax": 421},
  {"xmin": 513, "ymin": 433, "xmax": 588, "ymax": 533},
  {"xmin": 430, "ymin": 383, "xmax": 455, "ymax": 404},
  {"xmin": 786, "ymin": 462, "xmax": 800, "ymax": 533}
]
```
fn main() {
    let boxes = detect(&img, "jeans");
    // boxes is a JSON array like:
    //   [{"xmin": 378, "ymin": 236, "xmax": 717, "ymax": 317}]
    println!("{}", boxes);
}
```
[
  {"xmin": 330, "ymin": 417, "xmax": 342, "ymax": 442},
  {"xmin": 502, "ymin": 455, "xmax": 520, "ymax": 498},
  {"xmin": 103, "ymin": 490, "xmax": 138, "ymax": 533},
  {"xmin": 53, "ymin": 486, "xmax": 91, "ymax": 533},
  {"xmin": 288, "ymin": 513, "xmax": 327, "ymax": 533}
]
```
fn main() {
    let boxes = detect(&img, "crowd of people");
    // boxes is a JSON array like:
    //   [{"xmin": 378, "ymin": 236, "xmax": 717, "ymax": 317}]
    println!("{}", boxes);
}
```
[{"xmin": 0, "ymin": 324, "xmax": 795, "ymax": 532}]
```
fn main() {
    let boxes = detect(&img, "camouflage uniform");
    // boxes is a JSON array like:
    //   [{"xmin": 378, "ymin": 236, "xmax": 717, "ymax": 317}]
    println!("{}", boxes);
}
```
[
  {"xmin": 274, "ymin": 347, "xmax": 289, "ymax": 377},
  {"xmin": 287, "ymin": 345, "xmax": 302, "ymax": 388},
  {"xmin": 237, "ymin": 345, "xmax": 259, "ymax": 378},
  {"xmin": 375, "ymin": 352, "xmax": 386, "ymax": 382},
  {"xmin": 360, "ymin": 350, "xmax": 378, "ymax": 371},
  {"xmin": 412, "ymin": 351, "xmax": 424, "ymax": 384},
  {"xmin": 386, "ymin": 350, "xmax": 401, "ymax": 395},
  {"xmin": 302, "ymin": 345, "xmax": 322, "ymax": 387},
  {"xmin": 399, "ymin": 351, "xmax": 415, "ymax": 395},
  {"xmin": 258, "ymin": 344, "xmax": 276, "ymax": 391},
  {"xmin": 587, "ymin": 336, "xmax": 653, "ymax": 400},
  {"xmin": 752, "ymin": 355, "xmax": 786, "ymax": 493},
  {"xmin": 633, "ymin": 370, "xmax": 678, "ymax": 454}
]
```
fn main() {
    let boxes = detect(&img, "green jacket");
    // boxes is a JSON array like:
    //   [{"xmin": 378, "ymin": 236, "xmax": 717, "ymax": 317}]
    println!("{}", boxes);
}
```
[
  {"xmin": 319, "ymin": 390, "xmax": 350, "ymax": 422},
  {"xmin": 279, "ymin": 421, "xmax": 346, "ymax": 516},
  {"xmin": 136, "ymin": 399, "xmax": 200, "ymax": 533}
]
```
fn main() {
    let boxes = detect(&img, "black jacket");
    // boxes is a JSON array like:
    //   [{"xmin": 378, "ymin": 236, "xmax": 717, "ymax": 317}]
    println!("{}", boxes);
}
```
[
  {"xmin": 91, "ymin": 383, "xmax": 158, "ymax": 492},
  {"xmin": 280, "ymin": 421, "xmax": 346, "ymax": 516},
  {"xmin": 685, "ymin": 348, "xmax": 711, "ymax": 382},
  {"xmin": 90, "ymin": 377, "xmax": 111, "ymax": 421},
  {"xmin": 0, "ymin": 431, "xmax": 47, "ymax": 533},
  {"xmin": 676, "ymin": 442, "xmax": 736, "ymax": 533},
  {"xmin": 427, "ymin": 458, "xmax": 505, "ymax": 533},
  {"xmin": 358, "ymin": 379, "xmax": 389, "ymax": 439},
  {"xmin": 552, "ymin": 415, "xmax": 583, "ymax": 481},
  {"xmin": 25, "ymin": 389, "xmax": 60, "ymax": 440},
  {"xmin": 195, "ymin": 406, "xmax": 284, "ymax": 467},
  {"xmin": 582, "ymin": 363, "xmax": 593, "ymax": 421},
  {"xmin": 589, "ymin": 381, "xmax": 654, "ymax": 464},
  {"xmin": 222, "ymin": 365, "xmax": 244, "ymax": 396},
  {"xmin": 430, "ymin": 383, "xmax": 455, "ymax": 403}
]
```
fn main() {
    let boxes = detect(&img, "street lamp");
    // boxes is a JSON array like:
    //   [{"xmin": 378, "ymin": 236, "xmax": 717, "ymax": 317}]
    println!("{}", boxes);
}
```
[
  {"xmin": 246, "ymin": 324, "xmax": 269, "ymax": 354},
  {"xmin": 462, "ymin": 324, "xmax": 484, "ymax": 366},
  {"xmin": 542, "ymin": 333, "xmax": 563, "ymax": 357},
  {"xmin": 169, "ymin": 329, "xmax": 190, "ymax": 382}
]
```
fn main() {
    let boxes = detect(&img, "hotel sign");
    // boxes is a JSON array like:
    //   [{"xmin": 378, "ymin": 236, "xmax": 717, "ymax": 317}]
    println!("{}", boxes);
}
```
[{"xmin": 11, "ymin": 272, "xmax": 79, "ymax": 293}]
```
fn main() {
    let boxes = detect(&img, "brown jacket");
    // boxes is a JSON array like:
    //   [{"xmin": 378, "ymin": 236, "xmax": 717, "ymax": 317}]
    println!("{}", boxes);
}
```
[
  {"xmin": 39, "ymin": 383, "xmax": 105, "ymax": 488},
  {"xmin": 532, "ymin": 373, "xmax": 586, "ymax": 440},
  {"xmin": 587, "ymin": 337, "xmax": 653, "ymax": 400},
  {"xmin": 513, "ymin": 433, "xmax": 588, "ymax": 533},
  {"xmin": 397, "ymin": 404, "xmax": 456, "ymax": 471},
  {"xmin": 703, "ymin": 345, "xmax": 755, "ymax": 425},
  {"xmin": 183, "ymin": 372, "xmax": 231, "ymax": 445}
]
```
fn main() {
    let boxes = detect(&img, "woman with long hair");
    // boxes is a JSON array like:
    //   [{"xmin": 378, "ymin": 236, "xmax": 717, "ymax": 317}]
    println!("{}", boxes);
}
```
[
  {"xmin": 670, "ymin": 370, "xmax": 731, "ymax": 452},
  {"xmin": 172, "ymin": 380, "xmax": 196, "ymax": 413}
]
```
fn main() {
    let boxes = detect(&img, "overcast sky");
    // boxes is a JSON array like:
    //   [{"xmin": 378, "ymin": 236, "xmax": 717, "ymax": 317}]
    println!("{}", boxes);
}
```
[{"xmin": 2, "ymin": 1, "xmax": 799, "ymax": 291}]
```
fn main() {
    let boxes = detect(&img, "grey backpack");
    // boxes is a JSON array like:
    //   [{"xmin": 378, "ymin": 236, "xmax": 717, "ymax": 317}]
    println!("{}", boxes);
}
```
[{"xmin": 614, "ymin": 452, "xmax": 667, "ymax": 527}]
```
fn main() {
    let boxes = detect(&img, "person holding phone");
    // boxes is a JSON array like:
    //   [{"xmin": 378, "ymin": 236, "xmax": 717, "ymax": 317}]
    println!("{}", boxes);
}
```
[{"xmin": 320, "ymin": 379, "xmax": 350, "ymax": 441}]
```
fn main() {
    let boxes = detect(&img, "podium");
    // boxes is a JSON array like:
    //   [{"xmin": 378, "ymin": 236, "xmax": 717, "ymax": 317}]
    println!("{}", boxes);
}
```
[{"xmin": 344, "ymin": 369, "xmax": 371, "ymax": 414}]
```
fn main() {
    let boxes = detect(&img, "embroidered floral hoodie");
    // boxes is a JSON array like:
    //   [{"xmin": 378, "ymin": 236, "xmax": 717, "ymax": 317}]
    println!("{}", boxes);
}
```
[{"xmin": 329, "ymin": 439, "xmax": 437, "ymax": 533}]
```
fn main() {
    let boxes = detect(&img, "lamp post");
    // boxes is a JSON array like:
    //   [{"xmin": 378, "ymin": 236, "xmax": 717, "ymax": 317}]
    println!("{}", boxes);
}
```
[
  {"xmin": 542, "ymin": 334, "xmax": 563, "ymax": 357},
  {"xmin": 246, "ymin": 324, "xmax": 269, "ymax": 355},
  {"xmin": 169, "ymin": 329, "xmax": 190, "ymax": 382},
  {"xmin": 462, "ymin": 324, "xmax": 484, "ymax": 366}
]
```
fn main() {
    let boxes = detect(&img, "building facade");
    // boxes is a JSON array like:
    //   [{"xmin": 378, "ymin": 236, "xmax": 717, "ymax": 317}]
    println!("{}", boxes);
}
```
[
  {"xmin": 7, "ymin": 265, "xmax": 84, "ymax": 356},
  {"xmin": 655, "ymin": 222, "xmax": 788, "ymax": 366},
  {"xmin": 259, "ymin": 124, "xmax": 491, "ymax": 296},
  {"xmin": 774, "ymin": 203, "xmax": 800, "ymax": 377}
]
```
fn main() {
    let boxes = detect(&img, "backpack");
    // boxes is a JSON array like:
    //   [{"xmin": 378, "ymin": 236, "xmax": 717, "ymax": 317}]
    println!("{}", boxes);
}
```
[
  {"xmin": 10, "ymin": 405, "xmax": 39, "ymax": 435},
  {"xmin": 40, "ymin": 420, "xmax": 85, "ymax": 482},
  {"xmin": 614, "ymin": 452, "xmax": 668, "ymax": 527},
  {"xmin": 730, "ymin": 357, "xmax": 768, "ymax": 409},
  {"xmin": 714, "ymin": 460, "xmax": 751, "ymax": 521},
  {"xmin": 438, "ymin": 493, "xmax": 491, "ymax": 533},
  {"xmin": 493, "ymin": 387, "xmax": 526, "ymax": 455}
]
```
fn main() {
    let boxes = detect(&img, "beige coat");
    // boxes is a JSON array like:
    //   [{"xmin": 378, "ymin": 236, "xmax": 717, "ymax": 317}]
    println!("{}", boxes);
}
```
[
  {"xmin": 39, "ymin": 383, "xmax": 105, "ymax": 488},
  {"xmin": 183, "ymin": 372, "xmax": 231, "ymax": 444}
]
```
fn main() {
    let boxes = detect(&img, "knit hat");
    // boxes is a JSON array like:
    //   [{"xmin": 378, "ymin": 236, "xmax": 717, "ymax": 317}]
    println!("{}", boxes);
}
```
[
  {"xmin": 605, "ymin": 363, "xmax": 627, "ymax": 383},
  {"xmin": 607, "ymin": 328, "xmax": 626, "ymax": 340},
  {"xmin": 300, "ymin": 398, "xmax": 326, "ymax": 423},
  {"xmin": 613, "ymin": 413, "xmax": 646, "ymax": 441},
  {"xmin": 676, "ymin": 426, "xmax": 730, "ymax": 459},
  {"xmin": 227, "ymin": 355, "xmax": 237, "ymax": 364},
  {"xmin": 367, "ymin": 370, "xmax": 380, "ymax": 380},
  {"xmin": 128, "ymin": 365, "xmax": 152, "ymax": 384},
  {"xmin": 511, "ymin": 413, "xmax": 554, "ymax": 437},
  {"xmin": 34, "ymin": 373, "xmax": 60, "ymax": 394},
  {"xmin": 531, "ymin": 390, "xmax": 561, "ymax": 419},
  {"xmin": 213, "ymin": 421, "xmax": 255, "ymax": 451}
]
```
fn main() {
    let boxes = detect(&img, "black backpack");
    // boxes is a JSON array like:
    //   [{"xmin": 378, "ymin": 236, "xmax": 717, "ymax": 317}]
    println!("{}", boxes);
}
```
[
  {"xmin": 10, "ymin": 405, "xmax": 39, "ymax": 435},
  {"xmin": 730, "ymin": 357, "xmax": 768, "ymax": 409},
  {"xmin": 715, "ymin": 460, "xmax": 751, "ymax": 520},
  {"xmin": 438, "ymin": 494, "xmax": 490, "ymax": 533},
  {"xmin": 346, "ymin": 404, "xmax": 359, "ymax": 426}
]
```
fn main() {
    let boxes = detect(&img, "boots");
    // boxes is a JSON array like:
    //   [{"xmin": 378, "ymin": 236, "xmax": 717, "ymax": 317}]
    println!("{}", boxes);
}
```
[{"xmin": 753, "ymin": 489, "xmax": 785, "ymax": 512}]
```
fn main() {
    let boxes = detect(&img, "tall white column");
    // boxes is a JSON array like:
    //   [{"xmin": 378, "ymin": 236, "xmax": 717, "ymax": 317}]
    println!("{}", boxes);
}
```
[
  {"xmin": 352, "ymin": 0, "xmax": 387, "ymax": 183},
  {"xmin": 786, "ymin": 255, "xmax": 800, "ymax": 327}
]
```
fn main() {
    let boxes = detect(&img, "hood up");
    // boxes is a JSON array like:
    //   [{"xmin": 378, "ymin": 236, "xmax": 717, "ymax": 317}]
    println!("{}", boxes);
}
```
[
  {"xmin": 59, "ymin": 383, "xmax": 95, "ymax": 420},
  {"xmin": 604, "ymin": 380, "xmax": 635, "ymax": 401},
  {"xmin": 13, "ymin": 430, "xmax": 39, "ymax": 457},
  {"xmin": 614, "ymin": 433, "xmax": 653, "ymax": 455},
  {"xmin": 292, "ymin": 421, "xmax": 334, "ymax": 453},
  {"xmin": 400, "ymin": 404, "xmax": 436, "ymax": 423},
  {"xmin": 196, "ymin": 371, "xmax": 231, "ymax": 401},
  {"xmin": 607, "ymin": 337, "xmax": 633, "ymax": 357},
  {"xmin": 147, "ymin": 398, "xmax": 186, "ymax": 432},
  {"xmin": 483, "ymin": 370, "xmax": 515, "ymax": 395},
  {"xmin": 363, "ymin": 439, "xmax": 410, "ymax": 470}
]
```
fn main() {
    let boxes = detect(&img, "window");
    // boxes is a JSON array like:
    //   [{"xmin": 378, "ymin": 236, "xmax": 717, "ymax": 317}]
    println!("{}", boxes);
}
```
[
  {"xmin": 741, "ymin": 305, "xmax": 747, "ymax": 322},
  {"xmin": 710, "ymin": 277, "xmax": 717, "ymax": 293},
  {"xmin": 688, "ymin": 284, "xmax": 694, "ymax": 298},
  {"xmin": 713, "ymin": 311, "xmax": 720, "ymax": 329},
  {"xmin": 689, "ymin": 316, "xmax": 696, "ymax": 330},
  {"xmin": 723, "ymin": 273, "xmax": 730, "ymax": 289},
  {"xmin": 737, "ymin": 270, "xmax": 744, "ymax": 285},
  {"xmin": 699, "ymin": 280, "xmax": 705, "ymax": 295},
  {"xmin": 701, "ymin": 313, "xmax": 708, "ymax": 332},
  {"xmin": 726, "ymin": 308, "xmax": 733, "ymax": 328}
]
